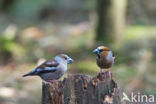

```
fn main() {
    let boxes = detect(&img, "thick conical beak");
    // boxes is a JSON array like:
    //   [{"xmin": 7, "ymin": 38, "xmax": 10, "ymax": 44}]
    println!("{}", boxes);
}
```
[
  {"xmin": 92, "ymin": 48, "xmax": 100, "ymax": 55},
  {"xmin": 67, "ymin": 58, "xmax": 74, "ymax": 64}
]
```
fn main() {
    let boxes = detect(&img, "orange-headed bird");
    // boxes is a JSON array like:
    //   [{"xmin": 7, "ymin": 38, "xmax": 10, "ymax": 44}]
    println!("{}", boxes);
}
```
[{"xmin": 93, "ymin": 46, "xmax": 115, "ymax": 73}]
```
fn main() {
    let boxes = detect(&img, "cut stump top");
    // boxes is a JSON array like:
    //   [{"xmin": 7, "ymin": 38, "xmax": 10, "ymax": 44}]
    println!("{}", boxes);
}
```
[{"xmin": 42, "ymin": 71, "xmax": 120, "ymax": 104}]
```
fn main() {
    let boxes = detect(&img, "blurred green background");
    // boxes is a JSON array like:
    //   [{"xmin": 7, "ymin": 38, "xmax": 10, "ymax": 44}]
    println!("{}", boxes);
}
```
[{"xmin": 0, "ymin": 0, "xmax": 156, "ymax": 104}]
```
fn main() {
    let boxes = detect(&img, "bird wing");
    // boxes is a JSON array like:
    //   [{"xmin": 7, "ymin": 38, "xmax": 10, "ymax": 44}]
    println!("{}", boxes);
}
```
[
  {"xmin": 36, "ymin": 59, "xmax": 59, "ymax": 72},
  {"xmin": 106, "ymin": 51, "xmax": 115, "ymax": 60},
  {"xmin": 22, "ymin": 59, "xmax": 59, "ymax": 77},
  {"xmin": 31, "ymin": 59, "xmax": 59, "ymax": 75}
]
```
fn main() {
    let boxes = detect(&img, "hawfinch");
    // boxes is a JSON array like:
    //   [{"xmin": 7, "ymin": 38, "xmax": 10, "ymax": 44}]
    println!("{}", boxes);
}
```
[
  {"xmin": 93, "ymin": 46, "xmax": 115, "ymax": 72},
  {"xmin": 23, "ymin": 54, "xmax": 73, "ymax": 82}
]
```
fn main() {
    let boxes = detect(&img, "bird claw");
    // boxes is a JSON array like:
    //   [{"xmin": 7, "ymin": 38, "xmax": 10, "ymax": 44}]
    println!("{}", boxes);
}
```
[
  {"xmin": 98, "ymin": 72, "xmax": 102, "ymax": 76},
  {"xmin": 47, "ymin": 80, "xmax": 56, "ymax": 83},
  {"xmin": 107, "ymin": 70, "xmax": 112, "ymax": 79},
  {"xmin": 97, "ymin": 72, "xmax": 105, "ymax": 81},
  {"xmin": 97, "ymin": 70, "xmax": 112, "ymax": 81}
]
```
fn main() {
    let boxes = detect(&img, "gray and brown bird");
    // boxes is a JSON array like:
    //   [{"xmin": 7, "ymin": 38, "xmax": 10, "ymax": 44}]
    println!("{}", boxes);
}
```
[
  {"xmin": 23, "ymin": 54, "xmax": 73, "ymax": 82},
  {"xmin": 93, "ymin": 46, "xmax": 115, "ymax": 74}
]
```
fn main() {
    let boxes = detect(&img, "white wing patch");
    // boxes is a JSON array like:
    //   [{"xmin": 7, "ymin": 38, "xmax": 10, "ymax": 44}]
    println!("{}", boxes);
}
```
[
  {"xmin": 35, "ymin": 67, "xmax": 57, "ymax": 73},
  {"xmin": 36, "ymin": 68, "xmax": 43, "ymax": 72},
  {"xmin": 106, "ymin": 51, "xmax": 113, "ymax": 60},
  {"xmin": 44, "ymin": 67, "xmax": 57, "ymax": 71}
]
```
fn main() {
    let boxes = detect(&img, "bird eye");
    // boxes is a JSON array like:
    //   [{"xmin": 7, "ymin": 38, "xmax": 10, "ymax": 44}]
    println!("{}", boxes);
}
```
[
  {"xmin": 99, "ymin": 49, "xmax": 104, "ymax": 52},
  {"xmin": 64, "ymin": 56, "xmax": 67, "ymax": 60}
]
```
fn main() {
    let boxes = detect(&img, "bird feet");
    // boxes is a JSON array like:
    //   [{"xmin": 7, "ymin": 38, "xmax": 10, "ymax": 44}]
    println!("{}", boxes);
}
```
[
  {"xmin": 107, "ymin": 70, "xmax": 112, "ymax": 79},
  {"xmin": 47, "ymin": 80, "xmax": 57, "ymax": 83},
  {"xmin": 97, "ymin": 70, "xmax": 112, "ymax": 81},
  {"xmin": 97, "ymin": 72, "xmax": 105, "ymax": 81}
]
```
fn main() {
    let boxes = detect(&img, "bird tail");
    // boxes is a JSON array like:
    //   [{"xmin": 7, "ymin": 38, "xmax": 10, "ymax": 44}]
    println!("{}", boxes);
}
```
[{"xmin": 22, "ymin": 70, "xmax": 36, "ymax": 77}]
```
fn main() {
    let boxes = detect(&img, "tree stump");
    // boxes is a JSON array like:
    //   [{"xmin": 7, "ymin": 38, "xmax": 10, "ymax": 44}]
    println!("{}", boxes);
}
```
[{"xmin": 42, "ymin": 71, "xmax": 120, "ymax": 104}]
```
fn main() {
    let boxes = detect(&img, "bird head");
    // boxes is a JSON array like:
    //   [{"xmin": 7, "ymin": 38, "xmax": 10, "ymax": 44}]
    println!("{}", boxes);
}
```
[
  {"xmin": 59, "ymin": 54, "xmax": 74, "ymax": 64},
  {"xmin": 92, "ymin": 46, "xmax": 110, "ymax": 58}
]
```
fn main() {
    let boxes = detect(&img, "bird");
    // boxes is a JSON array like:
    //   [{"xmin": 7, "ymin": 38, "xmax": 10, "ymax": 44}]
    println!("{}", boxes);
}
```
[
  {"xmin": 92, "ymin": 46, "xmax": 115, "ymax": 75},
  {"xmin": 22, "ymin": 54, "xmax": 73, "ymax": 82}
]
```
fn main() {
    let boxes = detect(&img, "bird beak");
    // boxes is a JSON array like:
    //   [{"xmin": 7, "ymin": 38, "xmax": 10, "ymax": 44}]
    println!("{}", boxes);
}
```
[
  {"xmin": 92, "ymin": 48, "xmax": 100, "ymax": 55},
  {"xmin": 67, "ymin": 58, "xmax": 74, "ymax": 64}
]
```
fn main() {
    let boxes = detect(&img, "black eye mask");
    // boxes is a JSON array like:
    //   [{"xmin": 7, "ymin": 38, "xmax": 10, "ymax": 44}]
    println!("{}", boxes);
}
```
[{"xmin": 99, "ymin": 49, "xmax": 104, "ymax": 52}]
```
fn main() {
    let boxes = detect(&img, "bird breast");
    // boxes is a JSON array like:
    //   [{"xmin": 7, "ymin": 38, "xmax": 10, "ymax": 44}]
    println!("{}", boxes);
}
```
[{"xmin": 97, "ymin": 51, "xmax": 114, "ymax": 69}]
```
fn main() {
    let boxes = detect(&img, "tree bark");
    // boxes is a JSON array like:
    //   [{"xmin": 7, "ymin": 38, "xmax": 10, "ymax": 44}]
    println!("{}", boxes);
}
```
[
  {"xmin": 42, "ymin": 71, "xmax": 120, "ymax": 104},
  {"xmin": 96, "ymin": 0, "xmax": 127, "ymax": 46}
]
